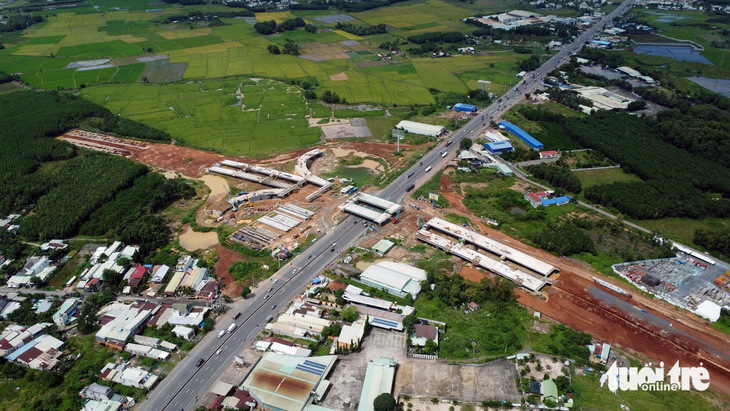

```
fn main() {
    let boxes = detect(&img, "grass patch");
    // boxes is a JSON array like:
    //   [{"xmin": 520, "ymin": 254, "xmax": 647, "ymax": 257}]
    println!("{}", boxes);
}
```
[
  {"xmin": 574, "ymin": 167, "xmax": 643, "ymax": 188},
  {"xmin": 572, "ymin": 372, "xmax": 717, "ymax": 411},
  {"xmin": 413, "ymin": 171, "xmax": 450, "ymax": 208}
]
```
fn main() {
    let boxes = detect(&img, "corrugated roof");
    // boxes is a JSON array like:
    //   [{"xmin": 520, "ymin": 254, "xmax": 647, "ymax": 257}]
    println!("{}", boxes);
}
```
[
  {"xmin": 358, "ymin": 358, "xmax": 396, "ymax": 411},
  {"xmin": 498, "ymin": 121, "xmax": 544, "ymax": 149},
  {"xmin": 243, "ymin": 353, "xmax": 336, "ymax": 411}
]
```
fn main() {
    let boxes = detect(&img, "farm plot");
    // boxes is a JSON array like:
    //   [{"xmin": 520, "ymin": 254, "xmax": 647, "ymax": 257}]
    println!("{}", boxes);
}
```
[{"xmin": 80, "ymin": 78, "xmax": 321, "ymax": 156}]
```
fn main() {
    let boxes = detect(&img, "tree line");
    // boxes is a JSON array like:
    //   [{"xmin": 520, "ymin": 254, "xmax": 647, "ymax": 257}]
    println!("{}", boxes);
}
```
[
  {"xmin": 527, "ymin": 163, "xmax": 582, "ymax": 193},
  {"xmin": 254, "ymin": 17, "xmax": 305, "ymax": 34},
  {"xmin": 334, "ymin": 22, "xmax": 387, "ymax": 36}
]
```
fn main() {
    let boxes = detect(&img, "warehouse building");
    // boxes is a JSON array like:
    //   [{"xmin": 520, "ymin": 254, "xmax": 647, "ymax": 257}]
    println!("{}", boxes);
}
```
[
  {"xmin": 395, "ymin": 120, "xmax": 446, "ymax": 137},
  {"xmin": 242, "ymin": 353, "xmax": 337, "ymax": 411},
  {"xmin": 359, "ymin": 262, "xmax": 425, "ymax": 298},
  {"xmin": 358, "ymin": 358, "xmax": 397, "ymax": 411},
  {"xmin": 371, "ymin": 239, "xmax": 395, "ymax": 256},
  {"xmin": 453, "ymin": 103, "xmax": 477, "ymax": 113},
  {"xmin": 498, "ymin": 121, "xmax": 544, "ymax": 149},
  {"xmin": 484, "ymin": 141, "xmax": 514, "ymax": 154}
]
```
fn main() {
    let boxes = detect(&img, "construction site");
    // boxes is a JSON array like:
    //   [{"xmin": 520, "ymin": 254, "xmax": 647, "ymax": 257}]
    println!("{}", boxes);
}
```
[{"xmin": 612, "ymin": 253, "xmax": 730, "ymax": 320}]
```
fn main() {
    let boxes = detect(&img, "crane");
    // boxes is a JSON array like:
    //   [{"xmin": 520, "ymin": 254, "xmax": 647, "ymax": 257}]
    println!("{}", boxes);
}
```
[{"xmin": 393, "ymin": 196, "xmax": 405, "ymax": 224}]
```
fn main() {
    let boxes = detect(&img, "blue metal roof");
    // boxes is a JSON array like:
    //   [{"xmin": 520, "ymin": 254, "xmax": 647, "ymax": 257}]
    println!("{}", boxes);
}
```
[
  {"xmin": 591, "ymin": 40, "xmax": 611, "ymax": 46},
  {"xmin": 371, "ymin": 317, "xmax": 400, "ymax": 329},
  {"xmin": 498, "ymin": 121, "xmax": 544, "ymax": 149},
  {"xmin": 454, "ymin": 103, "xmax": 477, "ymax": 112},
  {"xmin": 295, "ymin": 360, "xmax": 327, "ymax": 375},
  {"xmin": 484, "ymin": 141, "xmax": 514, "ymax": 152},
  {"xmin": 541, "ymin": 196, "xmax": 570, "ymax": 206}
]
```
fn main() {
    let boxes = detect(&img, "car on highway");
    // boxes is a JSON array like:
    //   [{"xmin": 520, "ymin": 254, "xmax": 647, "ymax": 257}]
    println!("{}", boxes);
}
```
[
  {"xmin": 273, "ymin": 278, "xmax": 278, "ymax": 283},
  {"xmin": 234, "ymin": 312, "xmax": 242, "ymax": 319},
  {"xmin": 406, "ymin": 171, "xmax": 414, "ymax": 178},
  {"xmin": 271, "ymin": 304, "xmax": 277, "ymax": 310},
  {"xmin": 218, "ymin": 330, "xmax": 225, "ymax": 338},
  {"xmin": 264, "ymin": 293, "xmax": 270, "ymax": 299},
  {"xmin": 267, "ymin": 287, "xmax": 273, "ymax": 292},
  {"xmin": 424, "ymin": 166, "xmax": 432, "ymax": 172},
  {"xmin": 418, "ymin": 161, "xmax": 423, "ymax": 166},
  {"xmin": 441, "ymin": 151, "xmax": 448, "ymax": 157},
  {"xmin": 196, "ymin": 358, "xmax": 204, "ymax": 367}
]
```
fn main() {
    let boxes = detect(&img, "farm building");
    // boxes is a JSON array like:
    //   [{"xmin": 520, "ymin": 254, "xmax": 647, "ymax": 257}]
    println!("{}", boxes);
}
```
[
  {"xmin": 542, "ymin": 379, "xmax": 558, "ymax": 401},
  {"xmin": 453, "ymin": 103, "xmax": 477, "ymax": 113},
  {"xmin": 498, "ymin": 121, "xmax": 544, "ymax": 149},
  {"xmin": 371, "ymin": 239, "xmax": 395, "ymax": 256},
  {"xmin": 359, "ymin": 262, "xmax": 425, "ymax": 298},
  {"xmin": 395, "ymin": 120, "xmax": 446, "ymax": 137},
  {"xmin": 484, "ymin": 141, "xmax": 514, "ymax": 154},
  {"xmin": 525, "ymin": 191, "xmax": 570, "ymax": 207},
  {"xmin": 539, "ymin": 150, "xmax": 559, "ymax": 159},
  {"xmin": 617, "ymin": 66, "xmax": 642, "ymax": 78},
  {"xmin": 495, "ymin": 164, "xmax": 513, "ymax": 176},
  {"xmin": 358, "ymin": 358, "xmax": 397, "ymax": 411},
  {"xmin": 242, "ymin": 353, "xmax": 337, "ymax": 411}
]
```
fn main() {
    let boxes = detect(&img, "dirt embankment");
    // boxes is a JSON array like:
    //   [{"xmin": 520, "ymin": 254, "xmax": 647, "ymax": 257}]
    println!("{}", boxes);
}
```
[{"xmin": 214, "ymin": 244, "xmax": 244, "ymax": 298}]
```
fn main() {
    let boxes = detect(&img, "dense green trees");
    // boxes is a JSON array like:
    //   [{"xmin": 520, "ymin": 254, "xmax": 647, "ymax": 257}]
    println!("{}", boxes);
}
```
[
  {"xmin": 695, "ymin": 227, "xmax": 730, "ymax": 258},
  {"xmin": 527, "ymin": 164, "xmax": 582, "ymax": 193},
  {"xmin": 541, "ymin": 324, "xmax": 592, "ymax": 365},
  {"xmin": 335, "ymin": 22, "xmax": 387, "ymax": 36},
  {"xmin": 407, "ymin": 31, "xmax": 465, "ymax": 44},
  {"xmin": 254, "ymin": 17, "xmax": 304, "ymax": 34},
  {"xmin": 523, "ymin": 109, "xmax": 730, "ymax": 220},
  {"xmin": 531, "ymin": 223, "xmax": 596, "ymax": 256},
  {"xmin": 320, "ymin": 90, "xmax": 341, "ymax": 104},
  {"xmin": 80, "ymin": 173, "xmax": 192, "ymax": 236},
  {"xmin": 20, "ymin": 153, "xmax": 148, "ymax": 239},
  {"xmin": 518, "ymin": 55, "xmax": 541, "ymax": 72},
  {"xmin": 341, "ymin": 306, "xmax": 359, "ymax": 322}
]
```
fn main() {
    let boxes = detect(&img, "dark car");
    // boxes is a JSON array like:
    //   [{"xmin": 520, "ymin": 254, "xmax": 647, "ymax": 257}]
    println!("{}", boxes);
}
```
[
  {"xmin": 196, "ymin": 358, "xmax": 204, "ymax": 367},
  {"xmin": 234, "ymin": 312, "xmax": 242, "ymax": 319}
]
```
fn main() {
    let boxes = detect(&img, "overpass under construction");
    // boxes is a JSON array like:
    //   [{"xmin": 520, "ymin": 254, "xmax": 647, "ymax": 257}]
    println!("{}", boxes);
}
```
[
  {"xmin": 208, "ymin": 149, "xmax": 332, "ymax": 206},
  {"xmin": 425, "ymin": 217, "xmax": 557, "ymax": 276},
  {"xmin": 339, "ymin": 193, "xmax": 402, "ymax": 225},
  {"xmin": 415, "ymin": 229, "xmax": 551, "ymax": 292}
]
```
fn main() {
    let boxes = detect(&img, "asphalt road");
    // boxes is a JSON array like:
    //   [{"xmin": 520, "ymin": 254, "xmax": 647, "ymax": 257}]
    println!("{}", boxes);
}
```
[{"xmin": 141, "ymin": 3, "xmax": 637, "ymax": 410}]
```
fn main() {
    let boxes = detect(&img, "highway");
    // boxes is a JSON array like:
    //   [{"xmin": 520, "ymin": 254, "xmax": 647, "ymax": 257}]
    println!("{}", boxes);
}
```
[{"xmin": 141, "ymin": 2, "xmax": 635, "ymax": 410}]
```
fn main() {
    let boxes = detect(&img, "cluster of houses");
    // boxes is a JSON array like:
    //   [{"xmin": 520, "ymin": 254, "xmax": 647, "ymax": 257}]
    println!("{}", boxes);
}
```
[
  {"xmin": 0, "ymin": 213, "xmax": 20, "ymax": 234},
  {"xmin": 6, "ymin": 255, "xmax": 57, "ymax": 288},
  {"xmin": 0, "ymin": 323, "xmax": 65, "ymax": 371},
  {"xmin": 95, "ymin": 300, "xmax": 205, "ymax": 351}
]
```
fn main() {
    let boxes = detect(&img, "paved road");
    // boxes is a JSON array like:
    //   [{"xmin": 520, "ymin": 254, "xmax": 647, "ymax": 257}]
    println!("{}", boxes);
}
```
[{"xmin": 141, "ymin": 3, "xmax": 638, "ymax": 410}]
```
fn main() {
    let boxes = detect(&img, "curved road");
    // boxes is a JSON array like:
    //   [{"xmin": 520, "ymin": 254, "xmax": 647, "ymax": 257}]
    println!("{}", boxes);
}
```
[{"xmin": 141, "ymin": 2, "xmax": 637, "ymax": 410}]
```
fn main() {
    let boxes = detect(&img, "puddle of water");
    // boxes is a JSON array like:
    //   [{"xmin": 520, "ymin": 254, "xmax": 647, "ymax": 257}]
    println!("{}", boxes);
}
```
[
  {"xmin": 179, "ymin": 228, "xmax": 219, "ymax": 251},
  {"xmin": 687, "ymin": 76, "xmax": 730, "ymax": 98},
  {"xmin": 633, "ymin": 45, "xmax": 712, "ymax": 65},
  {"xmin": 200, "ymin": 174, "xmax": 229, "ymax": 202}
]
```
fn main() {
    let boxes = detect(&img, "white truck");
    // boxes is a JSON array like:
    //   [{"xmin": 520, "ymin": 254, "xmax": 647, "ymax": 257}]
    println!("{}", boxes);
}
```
[
  {"xmin": 227, "ymin": 323, "xmax": 237, "ymax": 333},
  {"xmin": 218, "ymin": 330, "xmax": 225, "ymax": 338}
]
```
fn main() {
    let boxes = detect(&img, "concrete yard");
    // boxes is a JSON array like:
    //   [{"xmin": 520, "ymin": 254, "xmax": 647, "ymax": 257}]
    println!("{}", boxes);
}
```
[
  {"xmin": 320, "ymin": 329, "xmax": 407, "ymax": 410},
  {"xmin": 395, "ymin": 359, "xmax": 520, "ymax": 404}
]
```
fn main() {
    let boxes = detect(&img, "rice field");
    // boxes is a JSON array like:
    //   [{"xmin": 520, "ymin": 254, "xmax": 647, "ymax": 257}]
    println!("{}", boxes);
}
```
[
  {"xmin": 80, "ymin": 78, "xmax": 321, "ymax": 156},
  {"xmin": 0, "ymin": 0, "xmax": 529, "ymax": 106}
]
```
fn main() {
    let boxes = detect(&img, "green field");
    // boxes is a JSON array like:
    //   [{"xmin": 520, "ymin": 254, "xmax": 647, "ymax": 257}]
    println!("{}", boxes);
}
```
[
  {"xmin": 574, "ymin": 167, "xmax": 643, "ymax": 188},
  {"xmin": 572, "ymin": 372, "xmax": 717, "ymax": 411},
  {"xmin": 0, "ymin": 0, "xmax": 530, "ymax": 105},
  {"xmin": 81, "ymin": 78, "xmax": 321, "ymax": 156}
]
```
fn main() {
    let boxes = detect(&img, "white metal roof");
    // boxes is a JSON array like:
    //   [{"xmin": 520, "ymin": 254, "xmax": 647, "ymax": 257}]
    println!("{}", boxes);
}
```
[
  {"xmin": 374, "ymin": 261, "xmax": 427, "ymax": 281},
  {"xmin": 396, "ymin": 120, "xmax": 445, "ymax": 137}
]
